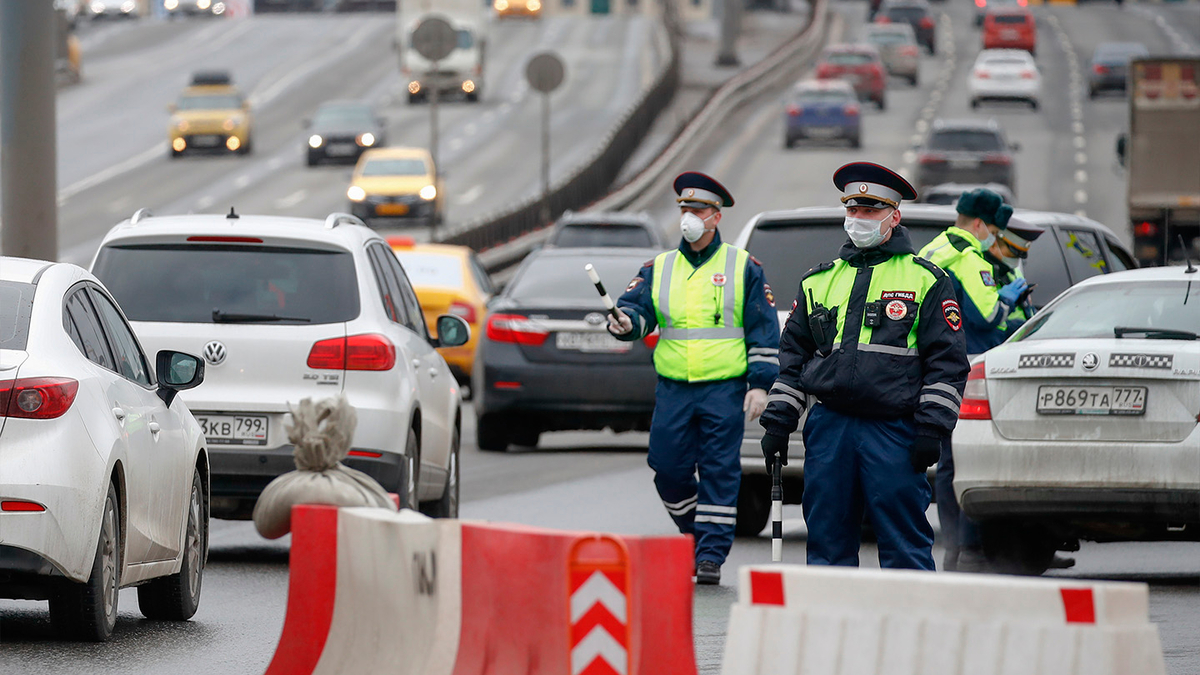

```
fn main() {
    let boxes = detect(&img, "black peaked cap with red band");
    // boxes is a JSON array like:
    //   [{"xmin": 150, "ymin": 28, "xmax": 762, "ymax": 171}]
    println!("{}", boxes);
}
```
[
  {"xmin": 674, "ymin": 171, "xmax": 735, "ymax": 209},
  {"xmin": 833, "ymin": 161, "xmax": 918, "ymax": 209}
]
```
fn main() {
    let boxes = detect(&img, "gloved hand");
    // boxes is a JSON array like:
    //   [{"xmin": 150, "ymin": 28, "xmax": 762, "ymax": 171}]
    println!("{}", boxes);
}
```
[
  {"xmin": 998, "ymin": 278, "xmax": 1029, "ymax": 307},
  {"xmin": 743, "ymin": 388, "xmax": 767, "ymax": 421},
  {"xmin": 910, "ymin": 431, "xmax": 943, "ymax": 473},
  {"xmin": 761, "ymin": 433, "xmax": 790, "ymax": 469},
  {"xmin": 606, "ymin": 309, "xmax": 633, "ymax": 336}
]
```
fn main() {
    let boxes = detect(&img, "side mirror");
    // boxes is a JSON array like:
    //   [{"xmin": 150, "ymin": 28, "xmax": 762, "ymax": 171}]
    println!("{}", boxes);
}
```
[
  {"xmin": 1116, "ymin": 133, "xmax": 1127, "ymax": 167},
  {"xmin": 433, "ymin": 314, "xmax": 471, "ymax": 348},
  {"xmin": 156, "ymin": 350, "xmax": 204, "ymax": 406}
]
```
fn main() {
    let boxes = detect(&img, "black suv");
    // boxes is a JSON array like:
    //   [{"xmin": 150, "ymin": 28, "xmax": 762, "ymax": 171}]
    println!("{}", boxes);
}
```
[
  {"xmin": 304, "ymin": 100, "xmax": 387, "ymax": 166},
  {"xmin": 728, "ymin": 204, "xmax": 1136, "ymax": 536},
  {"xmin": 914, "ymin": 118, "xmax": 1018, "ymax": 197}
]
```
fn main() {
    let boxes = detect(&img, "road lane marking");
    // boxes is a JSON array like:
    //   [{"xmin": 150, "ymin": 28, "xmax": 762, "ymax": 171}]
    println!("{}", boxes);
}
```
[
  {"xmin": 58, "ymin": 142, "xmax": 167, "ymax": 204},
  {"xmin": 465, "ymin": 123, "xmax": 478, "ymax": 135},
  {"xmin": 449, "ymin": 138, "xmax": 464, "ymax": 152},
  {"xmin": 196, "ymin": 195, "xmax": 216, "ymax": 210},
  {"xmin": 274, "ymin": 189, "xmax": 308, "ymax": 209},
  {"xmin": 1075, "ymin": 210, "xmax": 1088, "ymax": 218},
  {"xmin": 457, "ymin": 185, "xmax": 484, "ymax": 205},
  {"xmin": 1075, "ymin": 170, "xmax": 1087, "ymax": 183},
  {"xmin": 1074, "ymin": 136, "xmax": 1086, "ymax": 150},
  {"xmin": 1076, "ymin": 152, "xmax": 1087, "ymax": 165},
  {"xmin": 1075, "ymin": 190, "xmax": 1087, "ymax": 204},
  {"xmin": 234, "ymin": 174, "xmax": 253, "ymax": 189},
  {"xmin": 1072, "ymin": 121, "xmax": 1084, "ymax": 134}
]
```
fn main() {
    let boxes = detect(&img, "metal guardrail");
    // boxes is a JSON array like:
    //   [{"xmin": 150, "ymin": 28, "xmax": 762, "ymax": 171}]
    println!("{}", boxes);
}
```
[{"xmin": 437, "ymin": 0, "xmax": 682, "ymax": 252}]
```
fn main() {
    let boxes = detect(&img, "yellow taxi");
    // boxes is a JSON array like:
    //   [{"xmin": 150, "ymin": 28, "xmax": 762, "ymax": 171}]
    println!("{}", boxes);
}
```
[
  {"xmin": 168, "ymin": 71, "xmax": 252, "ymax": 157},
  {"xmin": 388, "ymin": 237, "xmax": 493, "ymax": 386},
  {"xmin": 494, "ymin": 0, "xmax": 542, "ymax": 18},
  {"xmin": 347, "ymin": 147, "xmax": 443, "ymax": 225}
]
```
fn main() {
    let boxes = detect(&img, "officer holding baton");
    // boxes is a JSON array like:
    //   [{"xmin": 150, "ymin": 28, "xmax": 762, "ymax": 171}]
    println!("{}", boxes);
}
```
[{"xmin": 608, "ymin": 172, "xmax": 780, "ymax": 585}]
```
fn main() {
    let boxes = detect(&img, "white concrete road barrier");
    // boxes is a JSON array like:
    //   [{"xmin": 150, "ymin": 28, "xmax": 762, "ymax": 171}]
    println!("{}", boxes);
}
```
[{"xmin": 721, "ymin": 565, "xmax": 1166, "ymax": 675}]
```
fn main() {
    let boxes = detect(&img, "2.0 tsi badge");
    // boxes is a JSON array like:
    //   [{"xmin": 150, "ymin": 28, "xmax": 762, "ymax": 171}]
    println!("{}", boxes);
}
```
[{"xmin": 203, "ymin": 341, "xmax": 227, "ymax": 366}]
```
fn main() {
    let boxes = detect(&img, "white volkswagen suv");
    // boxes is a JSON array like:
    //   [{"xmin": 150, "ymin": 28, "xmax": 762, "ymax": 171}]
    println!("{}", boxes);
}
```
[{"xmin": 90, "ymin": 210, "xmax": 469, "ymax": 520}]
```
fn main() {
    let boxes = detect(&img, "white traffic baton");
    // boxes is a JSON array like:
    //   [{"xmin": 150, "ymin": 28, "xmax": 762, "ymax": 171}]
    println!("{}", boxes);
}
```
[
  {"xmin": 584, "ymin": 263, "xmax": 624, "ymax": 322},
  {"xmin": 771, "ymin": 455, "xmax": 783, "ymax": 562}
]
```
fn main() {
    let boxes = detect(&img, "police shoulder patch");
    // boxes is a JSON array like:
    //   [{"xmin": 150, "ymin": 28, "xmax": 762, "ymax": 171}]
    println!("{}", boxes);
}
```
[
  {"xmin": 626, "ymin": 276, "xmax": 643, "ymax": 292},
  {"xmin": 942, "ymin": 299, "xmax": 962, "ymax": 331},
  {"xmin": 980, "ymin": 270, "xmax": 996, "ymax": 287},
  {"xmin": 763, "ymin": 283, "xmax": 775, "ymax": 307}
]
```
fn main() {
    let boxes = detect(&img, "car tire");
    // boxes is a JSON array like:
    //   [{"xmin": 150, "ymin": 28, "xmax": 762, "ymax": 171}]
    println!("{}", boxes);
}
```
[
  {"xmin": 421, "ymin": 424, "xmax": 459, "ymax": 518},
  {"xmin": 850, "ymin": 135, "xmax": 862, "ymax": 149},
  {"xmin": 466, "ymin": 91, "xmax": 480, "ymax": 103},
  {"xmin": 783, "ymin": 136, "xmax": 795, "ymax": 149},
  {"xmin": 980, "ymin": 519, "xmax": 1056, "ymax": 576},
  {"xmin": 50, "ymin": 482, "xmax": 121, "ymax": 641},
  {"xmin": 1088, "ymin": 88, "xmax": 1096, "ymax": 99},
  {"xmin": 170, "ymin": 148, "xmax": 183, "ymax": 159},
  {"xmin": 408, "ymin": 92, "xmax": 423, "ymax": 105},
  {"xmin": 734, "ymin": 475, "xmax": 771, "ymax": 537},
  {"xmin": 1029, "ymin": 98, "xmax": 1039, "ymax": 110},
  {"xmin": 306, "ymin": 153, "xmax": 319, "ymax": 167},
  {"xmin": 476, "ymin": 413, "xmax": 509, "ymax": 452},
  {"xmin": 970, "ymin": 98, "xmax": 979, "ymax": 109},
  {"xmin": 909, "ymin": 75, "xmax": 918, "ymax": 87},
  {"xmin": 137, "ymin": 470, "xmax": 206, "ymax": 621},
  {"xmin": 402, "ymin": 430, "xmax": 421, "ymax": 509},
  {"xmin": 510, "ymin": 426, "xmax": 540, "ymax": 449},
  {"xmin": 876, "ymin": 96, "xmax": 886, "ymax": 111}
]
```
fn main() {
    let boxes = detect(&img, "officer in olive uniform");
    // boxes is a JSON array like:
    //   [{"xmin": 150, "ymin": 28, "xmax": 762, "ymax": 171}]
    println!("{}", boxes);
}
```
[
  {"xmin": 608, "ymin": 172, "xmax": 780, "ymax": 585},
  {"xmin": 984, "ymin": 210, "xmax": 1045, "ymax": 338},
  {"xmin": 918, "ymin": 189, "xmax": 1029, "ymax": 356},
  {"xmin": 759, "ymin": 162, "xmax": 970, "ymax": 570}
]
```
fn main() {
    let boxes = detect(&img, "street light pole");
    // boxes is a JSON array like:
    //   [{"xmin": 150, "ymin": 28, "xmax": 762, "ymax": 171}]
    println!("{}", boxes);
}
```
[{"xmin": 1, "ymin": 0, "xmax": 59, "ymax": 260}]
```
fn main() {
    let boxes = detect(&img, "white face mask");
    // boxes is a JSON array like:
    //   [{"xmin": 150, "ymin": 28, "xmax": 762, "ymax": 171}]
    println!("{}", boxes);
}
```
[
  {"xmin": 980, "ymin": 232, "xmax": 997, "ymax": 250},
  {"xmin": 1000, "ymin": 254, "xmax": 1022, "ymax": 271},
  {"xmin": 843, "ymin": 211, "xmax": 892, "ymax": 249},
  {"xmin": 680, "ymin": 211, "xmax": 714, "ymax": 243}
]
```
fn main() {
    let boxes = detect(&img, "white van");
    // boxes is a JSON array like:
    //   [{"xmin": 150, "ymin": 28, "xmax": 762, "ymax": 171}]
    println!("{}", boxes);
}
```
[{"xmin": 400, "ymin": 11, "xmax": 487, "ymax": 104}]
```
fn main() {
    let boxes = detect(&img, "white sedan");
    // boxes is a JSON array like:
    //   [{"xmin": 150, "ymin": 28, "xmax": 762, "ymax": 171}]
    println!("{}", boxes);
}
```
[
  {"xmin": 0, "ymin": 257, "xmax": 208, "ymax": 640},
  {"xmin": 954, "ymin": 265, "xmax": 1200, "ymax": 575},
  {"xmin": 969, "ymin": 49, "xmax": 1041, "ymax": 110}
]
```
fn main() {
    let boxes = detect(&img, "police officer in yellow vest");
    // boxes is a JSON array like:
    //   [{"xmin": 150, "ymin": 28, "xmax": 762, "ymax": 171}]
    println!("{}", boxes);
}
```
[
  {"xmin": 984, "ymin": 210, "xmax": 1045, "ymax": 338},
  {"xmin": 608, "ymin": 172, "xmax": 780, "ymax": 585},
  {"xmin": 759, "ymin": 162, "xmax": 969, "ymax": 570}
]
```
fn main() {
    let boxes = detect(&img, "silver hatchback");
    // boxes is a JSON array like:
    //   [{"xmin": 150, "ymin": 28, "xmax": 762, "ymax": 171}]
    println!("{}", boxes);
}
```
[{"xmin": 863, "ymin": 23, "xmax": 921, "ymax": 86}]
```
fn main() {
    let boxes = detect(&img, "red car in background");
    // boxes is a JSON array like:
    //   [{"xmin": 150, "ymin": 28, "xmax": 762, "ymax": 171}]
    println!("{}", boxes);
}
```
[
  {"xmin": 815, "ymin": 44, "xmax": 888, "ymax": 110},
  {"xmin": 983, "ymin": 8, "xmax": 1037, "ymax": 55}
]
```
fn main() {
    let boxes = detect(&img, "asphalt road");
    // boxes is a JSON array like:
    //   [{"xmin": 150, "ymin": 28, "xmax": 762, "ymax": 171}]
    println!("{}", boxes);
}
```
[
  {"xmin": 3, "ymin": 9, "xmax": 659, "ymax": 262},
  {"xmin": 2, "ymin": 2, "xmax": 1199, "ymax": 674}
]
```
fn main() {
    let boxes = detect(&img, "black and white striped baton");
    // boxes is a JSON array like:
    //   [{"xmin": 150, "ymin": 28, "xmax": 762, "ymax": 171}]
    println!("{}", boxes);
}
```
[
  {"xmin": 584, "ymin": 264, "xmax": 624, "ymax": 322},
  {"xmin": 772, "ymin": 455, "xmax": 783, "ymax": 562}
]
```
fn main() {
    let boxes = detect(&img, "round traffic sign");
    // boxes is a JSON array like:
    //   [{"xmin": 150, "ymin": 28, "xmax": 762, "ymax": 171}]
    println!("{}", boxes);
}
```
[
  {"xmin": 411, "ymin": 16, "xmax": 458, "ymax": 62},
  {"xmin": 526, "ymin": 51, "xmax": 565, "ymax": 94}
]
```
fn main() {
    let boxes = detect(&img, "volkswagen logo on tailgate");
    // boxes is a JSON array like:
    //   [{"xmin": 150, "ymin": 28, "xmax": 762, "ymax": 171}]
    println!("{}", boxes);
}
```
[
  {"xmin": 203, "ymin": 341, "xmax": 227, "ymax": 366},
  {"xmin": 585, "ymin": 312, "xmax": 606, "ymax": 327}
]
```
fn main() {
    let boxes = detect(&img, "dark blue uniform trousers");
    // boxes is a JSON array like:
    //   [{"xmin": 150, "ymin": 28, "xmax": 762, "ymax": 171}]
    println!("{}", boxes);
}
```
[
  {"xmin": 936, "ymin": 441, "xmax": 982, "ymax": 558},
  {"xmin": 647, "ymin": 377, "xmax": 744, "ymax": 566},
  {"xmin": 801, "ymin": 404, "xmax": 935, "ymax": 570}
]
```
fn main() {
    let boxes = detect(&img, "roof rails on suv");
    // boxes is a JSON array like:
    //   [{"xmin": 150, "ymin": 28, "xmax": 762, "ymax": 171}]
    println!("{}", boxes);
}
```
[{"xmin": 190, "ymin": 70, "xmax": 232, "ymax": 86}]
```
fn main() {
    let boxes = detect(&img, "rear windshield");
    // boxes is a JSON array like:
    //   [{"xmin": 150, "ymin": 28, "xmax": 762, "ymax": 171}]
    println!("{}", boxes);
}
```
[
  {"xmin": 744, "ymin": 221, "xmax": 944, "ymax": 300},
  {"xmin": 552, "ymin": 224, "xmax": 656, "ymax": 248},
  {"xmin": 991, "ymin": 14, "xmax": 1029, "ymax": 24},
  {"xmin": 508, "ymin": 256, "xmax": 650, "ymax": 302},
  {"xmin": 824, "ymin": 52, "xmax": 873, "ymax": 65},
  {"xmin": 177, "ymin": 95, "xmax": 242, "ymax": 110},
  {"xmin": 0, "ymin": 281, "xmax": 35, "ymax": 350},
  {"xmin": 393, "ymin": 251, "xmax": 464, "ymax": 288},
  {"xmin": 314, "ymin": 106, "xmax": 374, "ymax": 126},
  {"xmin": 928, "ymin": 130, "xmax": 1004, "ymax": 151},
  {"xmin": 1094, "ymin": 45, "xmax": 1147, "ymax": 62},
  {"xmin": 92, "ymin": 244, "xmax": 360, "ymax": 324},
  {"xmin": 982, "ymin": 56, "xmax": 1031, "ymax": 67},
  {"xmin": 794, "ymin": 90, "xmax": 855, "ymax": 104},
  {"xmin": 884, "ymin": 7, "xmax": 927, "ymax": 21},
  {"xmin": 362, "ymin": 158, "xmax": 427, "ymax": 177},
  {"xmin": 867, "ymin": 31, "xmax": 912, "ymax": 45},
  {"xmin": 1014, "ymin": 281, "xmax": 1200, "ymax": 341}
]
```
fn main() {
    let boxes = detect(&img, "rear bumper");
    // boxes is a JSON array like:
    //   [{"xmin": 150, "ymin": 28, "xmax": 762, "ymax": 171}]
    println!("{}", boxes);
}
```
[
  {"xmin": 960, "ymin": 486, "xmax": 1200, "ymax": 522},
  {"xmin": 915, "ymin": 165, "xmax": 1013, "ymax": 191},
  {"xmin": 786, "ymin": 119, "xmax": 859, "ymax": 138},
  {"xmin": 969, "ymin": 80, "xmax": 1039, "ymax": 100}
]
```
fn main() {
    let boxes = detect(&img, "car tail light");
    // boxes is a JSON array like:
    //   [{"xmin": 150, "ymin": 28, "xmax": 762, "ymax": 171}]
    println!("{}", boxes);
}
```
[
  {"xmin": 844, "ymin": 103, "xmax": 860, "ymax": 116},
  {"xmin": 486, "ymin": 314, "xmax": 549, "ymax": 346},
  {"xmin": 493, "ymin": 381, "xmax": 523, "ymax": 390},
  {"xmin": 307, "ymin": 334, "xmax": 397, "ymax": 371},
  {"xmin": 983, "ymin": 154, "xmax": 1012, "ymax": 166},
  {"xmin": 644, "ymin": 328, "xmax": 660, "ymax": 349},
  {"xmin": 1093, "ymin": 64, "xmax": 1109, "ymax": 75},
  {"xmin": 1, "ymin": 500, "xmax": 46, "ymax": 512},
  {"xmin": 816, "ymin": 64, "xmax": 835, "ymax": 78},
  {"xmin": 959, "ymin": 363, "xmax": 991, "ymax": 420},
  {"xmin": 388, "ymin": 235, "xmax": 416, "ymax": 248},
  {"xmin": 348, "ymin": 450, "xmax": 383, "ymax": 458},
  {"xmin": 448, "ymin": 300, "xmax": 477, "ymax": 325},
  {"xmin": 1135, "ymin": 221, "xmax": 1158, "ymax": 237},
  {"xmin": 975, "ymin": 69, "xmax": 991, "ymax": 79},
  {"xmin": 0, "ymin": 378, "xmax": 79, "ymax": 420},
  {"xmin": 875, "ymin": 15, "xmax": 891, "ymax": 23},
  {"xmin": 975, "ymin": 0, "xmax": 985, "ymax": 6},
  {"xmin": 918, "ymin": 153, "xmax": 946, "ymax": 165},
  {"xmin": 919, "ymin": 16, "xmax": 934, "ymax": 28},
  {"xmin": 1020, "ymin": 70, "xmax": 1035, "ymax": 79},
  {"xmin": 786, "ymin": 104, "xmax": 803, "ymax": 116}
]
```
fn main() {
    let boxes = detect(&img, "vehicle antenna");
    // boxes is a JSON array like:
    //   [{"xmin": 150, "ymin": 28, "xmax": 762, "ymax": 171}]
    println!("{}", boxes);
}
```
[
  {"xmin": 1180, "ymin": 235, "xmax": 1197, "ymax": 274},
  {"xmin": 227, "ymin": 206, "xmax": 239, "ymax": 220}
]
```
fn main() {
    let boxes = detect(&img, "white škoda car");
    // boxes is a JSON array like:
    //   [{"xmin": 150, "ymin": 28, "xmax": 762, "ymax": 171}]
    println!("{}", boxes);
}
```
[
  {"xmin": 90, "ymin": 210, "xmax": 469, "ymax": 521},
  {"xmin": 954, "ymin": 265, "xmax": 1200, "ymax": 574},
  {"xmin": 1, "ymin": 257, "xmax": 208, "ymax": 640}
]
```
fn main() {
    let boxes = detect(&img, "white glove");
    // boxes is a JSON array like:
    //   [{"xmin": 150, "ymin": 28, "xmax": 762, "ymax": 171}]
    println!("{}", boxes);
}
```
[
  {"xmin": 606, "ymin": 309, "xmax": 633, "ymax": 336},
  {"xmin": 744, "ymin": 388, "xmax": 768, "ymax": 421}
]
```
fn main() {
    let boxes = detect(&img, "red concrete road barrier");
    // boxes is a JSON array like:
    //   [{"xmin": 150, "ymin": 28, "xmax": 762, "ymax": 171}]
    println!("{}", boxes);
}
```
[{"xmin": 264, "ymin": 505, "xmax": 696, "ymax": 675}]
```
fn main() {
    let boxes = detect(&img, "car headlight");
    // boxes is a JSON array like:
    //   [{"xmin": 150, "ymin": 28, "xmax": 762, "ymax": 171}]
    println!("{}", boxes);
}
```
[
  {"xmin": 198, "ymin": 0, "xmax": 211, "ymax": 8},
  {"xmin": 494, "ymin": 0, "xmax": 508, "ymax": 10},
  {"xmin": 164, "ymin": 0, "xmax": 178, "ymax": 9},
  {"xmin": 358, "ymin": 132, "xmax": 375, "ymax": 147},
  {"xmin": 348, "ymin": 186, "xmax": 366, "ymax": 202},
  {"xmin": 528, "ymin": 0, "xmax": 541, "ymax": 10},
  {"xmin": 176, "ymin": 120, "xmax": 189, "ymax": 132},
  {"xmin": 462, "ymin": 80, "xmax": 476, "ymax": 94},
  {"xmin": 212, "ymin": 1, "xmax": 225, "ymax": 14},
  {"xmin": 309, "ymin": 135, "xmax": 324, "ymax": 149},
  {"xmin": 419, "ymin": 185, "xmax": 437, "ymax": 201},
  {"xmin": 90, "ymin": 1, "xmax": 104, "ymax": 13},
  {"xmin": 121, "ymin": 0, "xmax": 135, "ymax": 12},
  {"xmin": 408, "ymin": 81, "xmax": 421, "ymax": 94}
]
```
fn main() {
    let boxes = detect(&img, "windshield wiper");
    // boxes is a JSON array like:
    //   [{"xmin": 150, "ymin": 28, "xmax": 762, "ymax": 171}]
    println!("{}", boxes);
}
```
[
  {"xmin": 212, "ymin": 309, "xmax": 311, "ymax": 323},
  {"xmin": 1113, "ymin": 326, "xmax": 1198, "ymax": 340}
]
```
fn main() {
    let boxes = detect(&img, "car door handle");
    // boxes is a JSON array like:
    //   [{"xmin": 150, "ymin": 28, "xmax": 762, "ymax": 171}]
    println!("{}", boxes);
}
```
[
  {"xmin": 149, "ymin": 421, "xmax": 161, "ymax": 437},
  {"xmin": 412, "ymin": 359, "xmax": 421, "ymax": 370},
  {"xmin": 427, "ymin": 368, "xmax": 438, "ymax": 378},
  {"xmin": 112, "ymin": 407, "xmax": 126, "ymax": 423}
]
